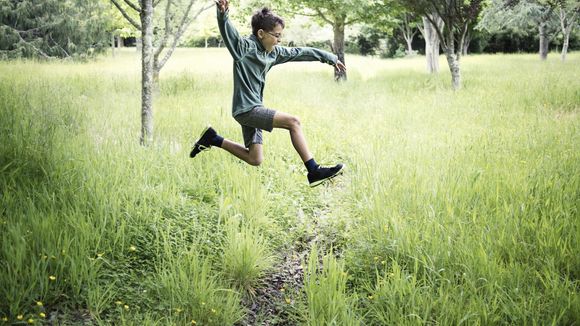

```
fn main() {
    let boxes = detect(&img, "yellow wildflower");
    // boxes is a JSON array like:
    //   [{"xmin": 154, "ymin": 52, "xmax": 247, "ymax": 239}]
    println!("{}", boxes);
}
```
[
  {"xmin": 36, "ymin": 301, "xmax": 43, "ymax": 306},
  {"xmin": 49, "ymin": 275, "xmax": 56, "ymax": 281},
  {"xmin": 97, "ymin": 253, "xmax": 104, "ymax": 258},
  {"xmin": 191, "ymin": 320, "xmax": 197, "ymax": 325},
  {"xmin": 1, "ymin": 316, "xmax": 8, "ymax": 321},
  {"xmin": 368, "ymin": 295, "xmax": 374, "ymax": 300},
  {"xmin": 175, "ymin": 308, "xmax": 183, "ymax": 313},
  {"xmin": 17, "ymin": 315, "xmax": 24, "ymax": 320},
  {"xmin": 285, "ymin": 297, "xmax": 291, "ymax": 304},
  {"xmin": 115, "ymin": 301, "xmax": 123, "ymax": 305},
  {"xmin": 124, "ymin": 305, "xmax": 129, "ymax": 310},
  {"xmin": 373, "ymin": 256, "xmax": 379, "ymax": 261},
  {"xmin": 129, "ymin": 246, "xmax": 137, "ymax": 252},
  {"xmin": 211, "ymin": 308, "xmax": 217, "ymax": 314},
  {"xmin": 27, "ymin": 319, "xmax": 35, "ymax": 324},
  {"xmin": 39, "ymin": 313, "xmax": 46, "ymax": 318}
]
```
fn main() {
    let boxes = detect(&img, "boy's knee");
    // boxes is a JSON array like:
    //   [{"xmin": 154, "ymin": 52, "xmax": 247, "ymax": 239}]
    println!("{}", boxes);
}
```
[
  {"xmin": 288, "ymin": 116, "xmax": 301, "ymax": 130},
  {"xmin": 248, "ymin": 157, "xmax": 263, "ymax": 166},
  {"xmin": 247, "ymin": 152, "xmax": 263, "ymax": 166}
]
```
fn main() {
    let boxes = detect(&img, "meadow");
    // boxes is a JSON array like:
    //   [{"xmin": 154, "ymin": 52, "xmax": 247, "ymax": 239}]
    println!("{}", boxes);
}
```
[{"xmin": 0, "ymin": 48, "xmax": 579, "ymax": 325}]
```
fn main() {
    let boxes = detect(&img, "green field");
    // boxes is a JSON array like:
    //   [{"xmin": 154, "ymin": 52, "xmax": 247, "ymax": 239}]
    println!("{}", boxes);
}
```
[{"xmin": 1, "ymin": 49, "xmax": 579, "ymax": 325}]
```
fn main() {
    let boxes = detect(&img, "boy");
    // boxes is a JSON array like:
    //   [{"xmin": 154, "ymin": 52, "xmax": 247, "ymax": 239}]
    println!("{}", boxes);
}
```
[{"xmin": 190, "ymin": 0, "xmax": 346, "ymax": 187}]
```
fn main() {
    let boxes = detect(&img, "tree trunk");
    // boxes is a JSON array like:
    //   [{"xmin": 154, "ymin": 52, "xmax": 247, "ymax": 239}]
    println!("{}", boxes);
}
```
[
  {"xmin": 153, "ymin": 66, "xmax": 160, "ymax": 94},
  {"xmin": 332, "ymin": 21, "xmax": 347, "ymax": 81},
  {"xmin": 422, "ymin": 16, "xmax": 442, "ymax": 74},
  {"xmin": 462, "ymin": 31, "xmax": 471, "ymax": 56},
  {"xmin": 561, "ymin": 29, "xmax": 570, "ymax": 61},
  {"xmin": 559, "ymin": 8, "xmax": 577, "ymax": 62},
  {"xmin": 140, "ymin": 0, "xmax": 154, "ymax": 146},
  {"xmin": 444, "ymin": 29, "xmax": 461, "ymax": 91},
  {"xmin": 445, "ymin": 49, "xmax": 461, "ymax": 90},
  {"xmin": 539, "ymin": 23, "xmax": 549, "ymax": 60},
  {"xmin": 111, "ymin": 33, "xmax": 116, "ymax": 58},
  {"xmin": 405, "ymin": 38, "xmax": 414, "ymax": 56}
]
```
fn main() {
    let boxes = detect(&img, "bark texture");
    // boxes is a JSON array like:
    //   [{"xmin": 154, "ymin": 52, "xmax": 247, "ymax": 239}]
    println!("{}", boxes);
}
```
[
  {"xmin": 333, "ymin": 21, "xmax": 347, "ymax": 81},
  {"xmin": 140, "ymin": 0, "xmax": 154, "ymax": 146},
  {"xmin": 559, "ymin": 7, "xmax": 578, "ymax": 61},
  {"xmin": 422, "ymin": 15, "xmax": 442, "ymax": 73},
  {"xmin": 539, "ymin": 22, "xmax": 550, "ymax": 60}
]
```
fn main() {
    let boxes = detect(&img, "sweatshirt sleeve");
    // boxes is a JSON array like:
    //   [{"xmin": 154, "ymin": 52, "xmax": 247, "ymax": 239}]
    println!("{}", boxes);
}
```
[
  {"xmin": 217, "ymin": 8, "xmax": 250, "ymax": 61},
  {"xmin": 273, "ymin": 46, "xmax": 338, "ymax": 66}
]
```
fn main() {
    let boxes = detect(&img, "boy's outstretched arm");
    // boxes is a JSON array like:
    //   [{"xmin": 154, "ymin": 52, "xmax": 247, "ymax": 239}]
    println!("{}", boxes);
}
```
[
  {"xmin": 215, "ymin": 0, "xmax": 249, "ymax": 61},
  {"xmin": 274, "ymin": 46, "xmax": 347, "ymax": 73}
]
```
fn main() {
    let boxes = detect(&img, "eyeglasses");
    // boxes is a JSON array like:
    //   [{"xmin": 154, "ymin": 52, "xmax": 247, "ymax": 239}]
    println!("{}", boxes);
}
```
[{"xmin": 266, "ymin": 31, "xmax": 282, "ymax": 40}]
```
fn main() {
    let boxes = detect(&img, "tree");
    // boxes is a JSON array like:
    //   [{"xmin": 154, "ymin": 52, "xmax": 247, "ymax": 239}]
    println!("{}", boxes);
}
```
[
  {"xmin": 397, "ymin": 13, "xmax": 420, "ymax": 56},
  {"xmin": 395, "ymin": 0, "xmax": 485, "ymax": 90},
  {"xmin": 281, "ymin": 0, "xmax": 379, "ymax": 81},
  {"xmin": 110, "ymin": 0, "xmax": 213, "ymax": 145},
  {"xmin": 0, "ymin": 0, "xmax": 111, "ymax": 59},
  {"xmin": 557, "ymin": 0, "xmax": 580, "ymax": 61},
  {"xmin": 479, "ymin": 0, "xmax": 560, "ymax": 60}
]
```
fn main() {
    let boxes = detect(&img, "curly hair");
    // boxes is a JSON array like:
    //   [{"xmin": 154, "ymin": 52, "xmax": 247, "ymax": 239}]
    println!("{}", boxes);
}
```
[{"xmin": 251, "ymin": 7, "xmax": 285, "ymax": 36}]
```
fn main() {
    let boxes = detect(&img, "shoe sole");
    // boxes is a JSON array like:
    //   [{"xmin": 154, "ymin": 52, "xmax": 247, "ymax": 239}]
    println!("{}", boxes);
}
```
[
  {"xmin": 189, "ymin": 125, "xmax": 212, "ymax": 158},
  {"xmin": 309, "ymin": 164, "xmax": 345, "ymax": 188}
]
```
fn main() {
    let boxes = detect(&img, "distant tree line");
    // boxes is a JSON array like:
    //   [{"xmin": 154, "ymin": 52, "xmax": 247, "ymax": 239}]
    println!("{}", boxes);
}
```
[
  {"xmin": 2, "ymin": 0, "xmax": 578, "ymax": 61},
  {"xmin": 3, "ymin": 0, "xmax": 576, "ymax": 143}
]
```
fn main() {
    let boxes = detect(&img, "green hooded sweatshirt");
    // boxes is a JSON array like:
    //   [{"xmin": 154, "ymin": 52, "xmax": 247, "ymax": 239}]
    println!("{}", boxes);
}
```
[{"xmin": 217, "ymin": 8, "xmax": 338, "ymax": 118}]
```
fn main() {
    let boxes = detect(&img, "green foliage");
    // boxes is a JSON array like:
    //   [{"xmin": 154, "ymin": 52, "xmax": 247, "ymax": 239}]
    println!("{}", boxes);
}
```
[
  {"xmin": 221, "ymin": 221, "xmax": 276, "ymax": 295},
  {"xmin": 478, "ymin": 0, "xmax": 560, "ymax": 34},
  {"xmin": 0, "ymin": 0, "xmax": 112, "ymax": 59},
  {"xmin": 154, "ymin": 250, "xmax": 244, "ymax": 325},
  {"xmin": 303, "ymin": 248, "xmax": 359, "ymax": 325}
]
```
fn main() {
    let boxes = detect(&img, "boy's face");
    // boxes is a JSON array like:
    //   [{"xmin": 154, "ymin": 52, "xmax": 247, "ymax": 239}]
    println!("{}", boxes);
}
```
[{"xmin": 258, "ymin": 24, "xmax": 284, "ymax": 53}]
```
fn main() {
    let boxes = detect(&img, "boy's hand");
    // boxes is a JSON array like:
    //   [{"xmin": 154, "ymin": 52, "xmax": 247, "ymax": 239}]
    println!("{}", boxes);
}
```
[
  {"xmin": 215, "ymin": 0, "xmax": 229, "ymax": 13},
  {"xmin": 335, "ymin": 60, "xmax": 346, "ymax": 73}
]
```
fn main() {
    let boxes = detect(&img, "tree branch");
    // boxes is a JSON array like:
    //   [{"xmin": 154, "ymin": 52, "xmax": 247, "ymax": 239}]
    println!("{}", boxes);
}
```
[
  {"xmin": 123, "ymin": 0, "xmax": 141, "ymax": 13},
  {"xmin": 157, "ymin": 0, "xmax": 214, "ymax": 71},
  {"xmin": 48, "ymin": 33, "xmax": 70, "ymax": 58},
  {"xmin": 154, "ymin": 0, "xmax": 174, "ymax": 59},
  {"xmin": 315, "ymin": 8, "xmax": 334, "ymax": 25},
  {"xmin": 3, "ymin": 24, "xmax": 52, "ymax": 58},
  {"xmin": 110, "ymin": 0, "xmax": 142, "ymax": 30}
]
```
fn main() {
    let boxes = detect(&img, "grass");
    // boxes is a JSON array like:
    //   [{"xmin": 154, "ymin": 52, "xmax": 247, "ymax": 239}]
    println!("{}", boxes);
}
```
[{"xmin": 0, "ymin": 48, "xmax": 579, "ymax": 324}]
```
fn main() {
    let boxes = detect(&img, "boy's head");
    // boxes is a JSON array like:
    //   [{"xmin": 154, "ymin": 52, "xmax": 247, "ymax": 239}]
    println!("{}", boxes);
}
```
[{"xmin": 252, "ymin": 7, "xmax": 284, "ymax": 52}]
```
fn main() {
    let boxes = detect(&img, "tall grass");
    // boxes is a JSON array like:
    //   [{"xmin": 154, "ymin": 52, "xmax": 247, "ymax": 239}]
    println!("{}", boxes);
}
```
[{"xmin": 0, "ymin": 49, "xmax": 578, "ymax": 324}]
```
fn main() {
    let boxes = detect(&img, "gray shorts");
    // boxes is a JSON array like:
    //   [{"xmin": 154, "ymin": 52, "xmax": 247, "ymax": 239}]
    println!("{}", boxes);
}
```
[{"xmin": 234, "ymin": 106, "xmax": 276, "ymax": 148}]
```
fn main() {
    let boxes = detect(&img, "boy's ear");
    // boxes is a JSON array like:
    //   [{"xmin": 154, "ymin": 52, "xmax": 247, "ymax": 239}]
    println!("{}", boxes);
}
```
[{"xmin": 257, "ymin": 29, "xmax": 264, "ymax": 39}]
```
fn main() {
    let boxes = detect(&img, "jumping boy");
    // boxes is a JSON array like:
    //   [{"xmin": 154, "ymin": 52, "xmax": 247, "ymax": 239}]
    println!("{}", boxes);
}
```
[{"xmin": 190, "ymin": 0, "xmax": 346, "ymax": 187}]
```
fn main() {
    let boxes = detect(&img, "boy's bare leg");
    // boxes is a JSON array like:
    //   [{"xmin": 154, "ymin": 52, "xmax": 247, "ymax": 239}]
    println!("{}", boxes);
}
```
[
  {"xmin": 272, "ymin": 111, "xmax": 313, "ymax": 163},
  {"xmin": 221, "ymin": 140, "xmax": 263, "ymax": 166}
]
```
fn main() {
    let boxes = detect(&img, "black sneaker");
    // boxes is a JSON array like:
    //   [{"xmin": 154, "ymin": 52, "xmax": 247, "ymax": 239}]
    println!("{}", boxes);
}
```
[
  {"xmin": 307, "ymin": 163, "xmax": 344, "ymax": 187},
  {"xmin": 190, "ymin": 126, "xmax": 216, "ymax": 158}
]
